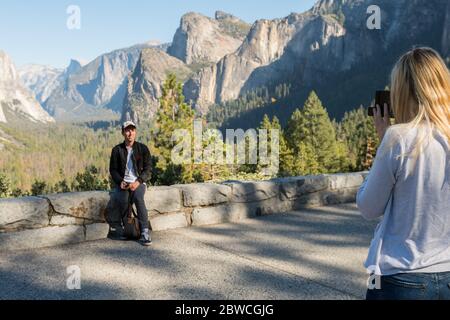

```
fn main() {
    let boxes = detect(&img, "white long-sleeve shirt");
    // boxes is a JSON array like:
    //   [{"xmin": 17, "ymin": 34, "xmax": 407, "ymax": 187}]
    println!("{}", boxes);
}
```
[{"xmin": 357, "ymin": 124, "xmax": 450, "ymax": 276}]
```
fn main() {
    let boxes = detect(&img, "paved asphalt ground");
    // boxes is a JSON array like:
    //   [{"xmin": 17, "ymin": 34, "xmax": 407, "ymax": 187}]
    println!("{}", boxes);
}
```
[{"xmin": 0, "ymin": 203, "xmax": 378, "ymax": 300}]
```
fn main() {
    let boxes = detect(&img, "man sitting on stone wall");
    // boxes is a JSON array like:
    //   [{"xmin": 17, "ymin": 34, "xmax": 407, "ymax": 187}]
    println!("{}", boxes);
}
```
[{"xmin": 107, "ymin": 120, "xmax": 152, "ymax": 246}]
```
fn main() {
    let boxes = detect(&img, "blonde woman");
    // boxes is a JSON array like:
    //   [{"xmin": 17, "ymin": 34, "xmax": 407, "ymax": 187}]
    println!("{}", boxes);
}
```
[{"xmin": 357, "ymin": 47, "xmax": 450, "ymax": 300}]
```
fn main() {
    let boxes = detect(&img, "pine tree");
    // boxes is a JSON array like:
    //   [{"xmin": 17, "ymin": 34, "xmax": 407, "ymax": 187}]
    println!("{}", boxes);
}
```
[
  {"xmin": 285, "ymin": 109, "xmax": 304, "ymax": 150},
  {"xmin": 202, "ymin": 125, "xmax": 231, "ymax": 182},
  {"xmin": 256, "ymin": 114, "xmax": 274, "ymax": 175},
  {"xmin": 151, "ymin": 74, "xmax": 196, "ymax": 185},
  {"xmin": 362, "ymin": 136, "xmax": 376, "ymax": 170},
  {"xmin": 278, "ymin": 137, "xmax": 295, "ymax": 176},
  {"xmin": 11, "ymin": 188, "xmax": 27, "ymax": 198},
  {"xmin": 285, "ymin": 91, "xmax": 343, "ymax": 173},
  {"xmin": 269, "ymin": 115, "xmax": 295, "ymax": 177},
  {"xmin": 299, "ymin": 91, "xmax": 339, "ymax": 171},
  {"xmin": 31, "ymin": 180, "xmax": 47, "ymax": 196},
  {"xmin": 0, "ymin": 173, "xmax": 11, "ymax": 198},
  {"xmin": 71, "ymin": 165, "xmax": 109, "ymax": 191},
  {"xmin": 292, "ymin": 142, "xmax": 320, "ymax": 175},
  {"xmin": 340, "ymin": 106, "xmax": 379, "ymax": 171},
  {"xmin": 332, "ymin": 141, "xmax": 352, "ymax": 173}
]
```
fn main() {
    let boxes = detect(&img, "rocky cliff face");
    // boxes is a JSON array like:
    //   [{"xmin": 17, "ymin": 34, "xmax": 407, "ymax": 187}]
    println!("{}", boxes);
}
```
[
  {"xmin": 185, "ymin": 0, "xmax": 448, "ymax": 118},
  {"xmin": 183, "ymin": 9, "xmax": 337, "ymax": 114},
  {"xmin": 167, "ymin": 11, "xmax": 250, "ymax": 65},
  {"xmin": 18, "ymin": 59, "xmax": 83, "ymax": 105},
  {"xmin": 43, "ymin": 43, "xmax": 159, "ymax": 122},
  {"xmin": 123, "ymin": 12, "xmax": 251, "ymax": 122},
  {"xmin": 121, "ymin": 48, "xmax": 191, "ymax": 124},
  {"xmin": 0, "ymin": 50, "xmax": 54, "ymax": 124},
  {"xmin": 62, "ymin": 59, "xmax": 84, "ymax": 78}
]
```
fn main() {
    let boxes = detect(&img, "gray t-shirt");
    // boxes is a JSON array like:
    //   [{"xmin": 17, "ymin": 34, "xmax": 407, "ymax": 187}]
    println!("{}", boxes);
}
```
[
  {"xmin": 357, "ymin": 123, "xmax": 450, "ymax": 276},
  {"xmin": 123, "ymin": 146, "xmax": 138, "ymax": 183}
]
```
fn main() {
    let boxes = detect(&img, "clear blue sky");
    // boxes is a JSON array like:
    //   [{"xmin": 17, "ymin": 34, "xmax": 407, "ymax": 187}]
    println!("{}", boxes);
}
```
[{"xmin": 0, "ymin": 0, "xmax": 317, "ymax": 69}]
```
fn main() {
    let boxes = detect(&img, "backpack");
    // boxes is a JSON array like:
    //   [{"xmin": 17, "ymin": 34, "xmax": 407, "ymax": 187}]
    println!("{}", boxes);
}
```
[{"xmin": 122, "ymin": 192, "xmax": 140, "ymax": 240}]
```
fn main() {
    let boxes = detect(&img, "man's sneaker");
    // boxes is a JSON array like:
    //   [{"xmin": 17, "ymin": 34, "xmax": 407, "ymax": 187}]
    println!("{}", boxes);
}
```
[
  {"xmin": 107, "ymin": 226, "xmax": 127, "ymax": 240},
  {"xmin": 139, "ymin": 231, "xmax": 152, "ymax": 246}
]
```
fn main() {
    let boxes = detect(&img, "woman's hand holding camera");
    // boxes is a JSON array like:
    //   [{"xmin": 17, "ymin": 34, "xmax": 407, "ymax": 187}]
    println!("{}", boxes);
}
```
[{"xmin": 374, "ymin": 103, "xmax": 391, "ymax": 141}]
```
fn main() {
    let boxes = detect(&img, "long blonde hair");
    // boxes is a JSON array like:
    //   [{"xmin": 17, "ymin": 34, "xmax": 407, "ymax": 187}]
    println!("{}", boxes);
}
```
[{"xmin": 390, "ymin": 47, "xmax": 450, "ymax": 157}]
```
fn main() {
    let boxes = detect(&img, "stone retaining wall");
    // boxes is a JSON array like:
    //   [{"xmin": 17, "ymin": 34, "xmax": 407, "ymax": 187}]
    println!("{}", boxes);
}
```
[{"xmin": 0, "ymin": 172, "xmax": 368, "ymax": 251}]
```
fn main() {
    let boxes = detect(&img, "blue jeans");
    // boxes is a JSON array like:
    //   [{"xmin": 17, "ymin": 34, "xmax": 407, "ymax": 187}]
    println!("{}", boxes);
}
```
[{"xmin": 366, "ymin": 272, "xmax": 450, "ymax": 300}]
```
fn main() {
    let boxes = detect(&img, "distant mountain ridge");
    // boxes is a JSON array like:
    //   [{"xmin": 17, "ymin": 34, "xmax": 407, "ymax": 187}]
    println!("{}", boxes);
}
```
[
  {"xmin": 19, "ymin": 41, "xmax": 168, "ymax": 122},
  {"xmin": 18, "ymin": 59, "xmax": 83, "ymax": 105},
  {"xmin": 13, "ymin": 1, "xmax": 450, "ymax": 125},
  {"xmin": 0, "ymin": 50, "xmax": 54, "ymax": 124}
]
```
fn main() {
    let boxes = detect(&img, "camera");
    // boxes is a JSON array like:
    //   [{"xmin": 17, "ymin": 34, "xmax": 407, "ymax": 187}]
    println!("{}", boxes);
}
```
[{"xmin": 368, "ymin": 90, "xmax": 395, "ymax": 118}]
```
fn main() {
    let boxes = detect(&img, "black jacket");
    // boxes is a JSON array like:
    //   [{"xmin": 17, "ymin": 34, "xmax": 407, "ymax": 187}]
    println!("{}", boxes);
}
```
[{"xmin": 109, "ymin": 141, "xmax": 152, "ymax": 186}]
